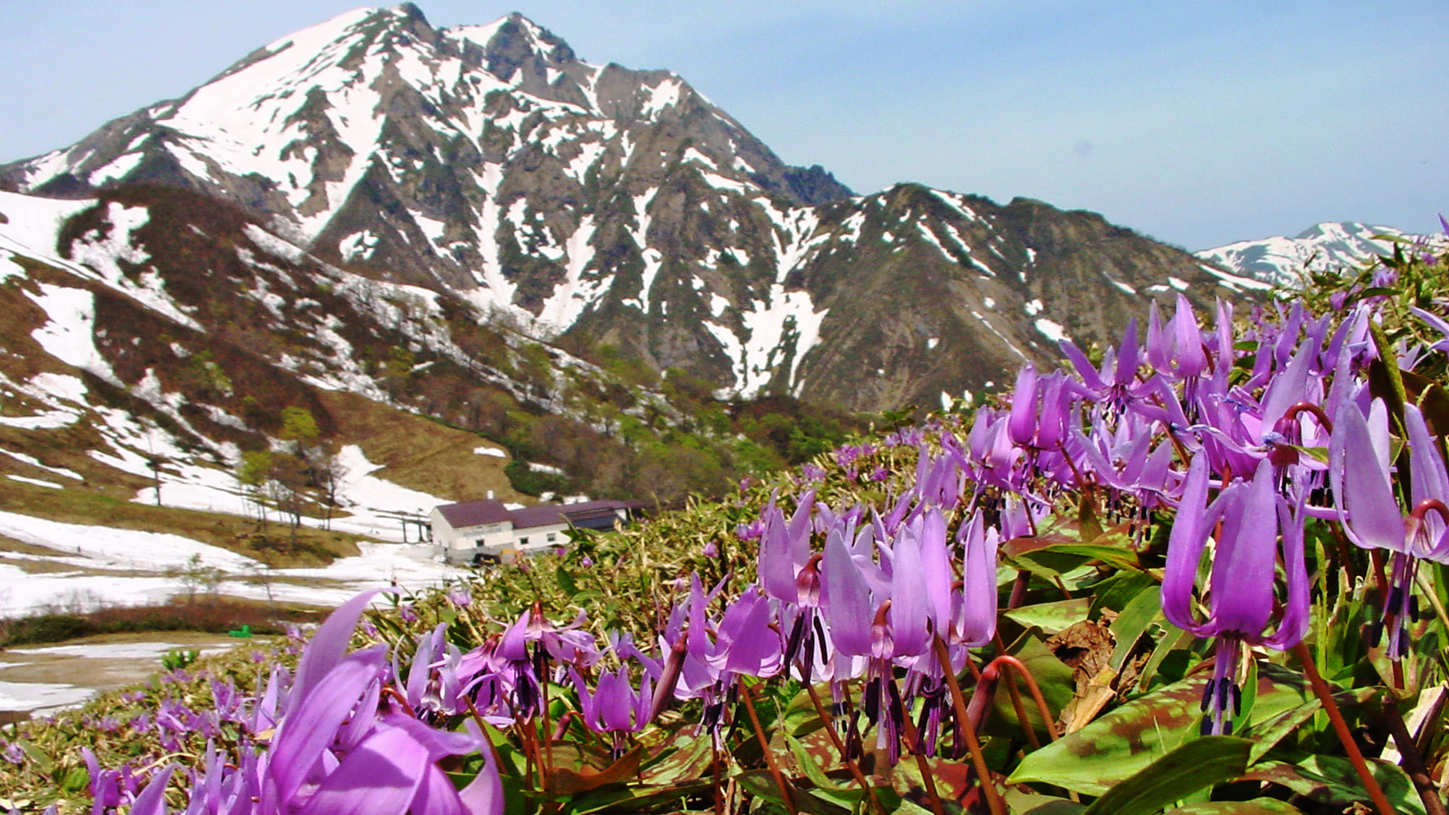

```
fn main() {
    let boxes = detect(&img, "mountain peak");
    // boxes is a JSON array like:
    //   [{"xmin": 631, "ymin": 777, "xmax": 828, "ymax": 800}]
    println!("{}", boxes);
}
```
[
  {"xmin": 445, "ymin": 11, "xmax": 578, "ymax": 79},
  {"xmin": 390, "ymin": 2, "xmax": 429, "ymax": 24}
]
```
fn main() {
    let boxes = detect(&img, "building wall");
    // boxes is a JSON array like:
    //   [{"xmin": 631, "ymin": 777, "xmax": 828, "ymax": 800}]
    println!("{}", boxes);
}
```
[
  {"xmin": 432, "ymin": 503, "xmax": 630, "ymax": 564},
  {"xmin": 511, "ymin": 523, "xmax": 569, "ymax": 555},
  {"xmin": 431, "ymin": 508, "xmax": 514, "ymax": 563}
]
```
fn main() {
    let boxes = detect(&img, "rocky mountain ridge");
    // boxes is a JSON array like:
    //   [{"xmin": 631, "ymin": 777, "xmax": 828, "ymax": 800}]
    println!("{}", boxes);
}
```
[{"xmin": 0, "ymin": 4, "xmax": 1268, "ymax": 414}]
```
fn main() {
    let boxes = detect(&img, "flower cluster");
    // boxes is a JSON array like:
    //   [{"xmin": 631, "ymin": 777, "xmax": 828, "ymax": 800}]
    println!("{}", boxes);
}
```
[{"xmin": 76, "ymin": 283, "xmax": 1449, "ymax": 812}]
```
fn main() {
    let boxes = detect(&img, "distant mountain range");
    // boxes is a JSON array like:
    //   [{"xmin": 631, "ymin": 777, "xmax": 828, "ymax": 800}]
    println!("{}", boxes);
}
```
[
  {"xmin": 1197, "ymin": 221, "xmax": 1441, "ymax": 287},
  {"xmin": 0, "ymin": 4, "xmax": 1266, "ymax": 417}
]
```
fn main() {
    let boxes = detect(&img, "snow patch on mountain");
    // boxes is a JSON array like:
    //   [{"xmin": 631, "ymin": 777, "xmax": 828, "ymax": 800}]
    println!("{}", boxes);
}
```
[
  {"xmin": 536, "ymin": 216, "xmax": 610, "ymax": 332},
  {"xmin": 27, "ymin": 284, "xmax": 116, "ymax": 382},
  {"xmin": 641, "ymin": 77, "xmax": 683, "ymax": 118},
  {"xmin": 0, "ymin": 191, "xmax": 97, "ymax": 280}
]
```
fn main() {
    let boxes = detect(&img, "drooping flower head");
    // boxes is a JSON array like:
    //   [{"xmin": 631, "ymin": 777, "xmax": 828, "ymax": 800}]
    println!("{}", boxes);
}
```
[{"xmin": 1162, "ymin": 456, "xmax": 1309, "ymax": 735}]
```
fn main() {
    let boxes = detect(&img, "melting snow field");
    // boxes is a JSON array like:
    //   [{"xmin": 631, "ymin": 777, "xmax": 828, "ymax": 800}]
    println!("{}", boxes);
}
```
[
  {"xmin": 0, "ymin": 509, "xmax": 467, "ymax": 621},
  {"xmin": 0, "ymin": 680, "xmax": 94, "ymax": 713},
  {"xmin": 0, "ymin": 443, "xmax": 471, "ymax": 622},
  {"xmin": 0, "ymin": 494, "xmax": 468, "ymax": 712}
]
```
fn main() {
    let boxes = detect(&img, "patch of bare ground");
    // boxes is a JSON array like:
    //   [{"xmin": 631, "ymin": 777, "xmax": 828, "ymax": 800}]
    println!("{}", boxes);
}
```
[{"xmin": 317, "ymin": 389, "xmax": 522, "ymax": 503}]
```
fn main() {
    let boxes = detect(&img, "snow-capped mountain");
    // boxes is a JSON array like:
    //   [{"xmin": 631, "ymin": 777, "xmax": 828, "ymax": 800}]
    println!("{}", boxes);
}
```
[
  {"xmin": 1197, "ymin": 222, "xmax": 1439, "ymax": 288},
  {"xmin": 0, "ymin": 4, "xmax": 1261, "ymax": 414}
]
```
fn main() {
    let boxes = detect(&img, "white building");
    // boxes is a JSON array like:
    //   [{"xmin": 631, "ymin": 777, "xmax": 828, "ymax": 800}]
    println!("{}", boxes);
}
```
[{"xmin": 431, "ymin": 498, "xmax": 639, "ymax": 564}]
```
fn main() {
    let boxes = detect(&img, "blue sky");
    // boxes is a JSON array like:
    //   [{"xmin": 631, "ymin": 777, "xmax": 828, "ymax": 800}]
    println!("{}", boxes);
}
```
[{"xmin": 1, "ymin": 1, "xmax": 1444, "ymax": 250}]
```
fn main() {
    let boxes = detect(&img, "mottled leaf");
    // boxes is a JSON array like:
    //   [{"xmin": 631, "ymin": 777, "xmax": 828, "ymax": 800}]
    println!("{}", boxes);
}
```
[
  {"xmin": 1080, "ymin": 736, "xmax": 1252, "ymax": 815},
  {"xmin": 546, "ymin": 746, "xmax": 643, "ymax": 795},
  {"xmin": 1244, "ymin": 756, "xmax": 1426, "ymax": 815},
  {"xmin": 1004, "ymin": 598, "xmax": 1091, "ymax": 635},
  {"xmin": 1007, "ymin": 663, "xmax": 1314, "ymax": 795}
]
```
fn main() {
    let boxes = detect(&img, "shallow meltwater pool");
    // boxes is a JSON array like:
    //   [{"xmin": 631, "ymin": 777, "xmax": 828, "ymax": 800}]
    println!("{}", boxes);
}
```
[{"xmin": 0, "ymin": 632, "xmax": 253, "ymax": 719}]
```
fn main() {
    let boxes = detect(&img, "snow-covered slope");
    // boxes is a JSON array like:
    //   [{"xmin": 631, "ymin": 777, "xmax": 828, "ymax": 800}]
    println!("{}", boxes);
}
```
[{"xmin": 1197, "ymin": 221, "xmax": 1441, "ymax": 288}]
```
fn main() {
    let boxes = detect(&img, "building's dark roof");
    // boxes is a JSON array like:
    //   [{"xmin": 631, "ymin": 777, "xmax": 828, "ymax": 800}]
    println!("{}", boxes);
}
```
[
  {"xmin": 436, "ymin": 500, "xmax": 512, "ymax": 528},
  {"xmin": 437, "ymin": 499, "xmax": 641, "ymax": 533},
  {"xmin": 512, "ymin": 500, "xmax": 641, "ymax": 531}
]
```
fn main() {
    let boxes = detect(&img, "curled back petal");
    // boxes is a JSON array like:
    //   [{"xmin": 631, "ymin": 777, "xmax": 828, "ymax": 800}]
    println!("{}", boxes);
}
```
[{"xmin": 1161, "ymin": 454, "xmax": 1213, "ymax": 635}]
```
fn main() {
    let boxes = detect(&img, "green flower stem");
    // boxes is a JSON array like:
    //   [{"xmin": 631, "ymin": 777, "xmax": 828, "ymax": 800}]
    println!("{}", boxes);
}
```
[{"xmin": 1290, "ymin": 641, "xmax": 1395, "ymax": 815}]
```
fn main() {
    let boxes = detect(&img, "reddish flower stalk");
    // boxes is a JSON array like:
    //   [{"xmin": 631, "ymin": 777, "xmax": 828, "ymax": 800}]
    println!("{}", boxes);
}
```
[
  {"xmin": 1290, "ymin": 641, "xmax": 1394, "ymax": 815},
  {"xmin": 932, "ymin": 635, "xmax": 1005, "ymax": 815},
  {"xmin": 896, "ymin": 708, "xmax": 949, "ymax": 815},
  {"xmin": 981, "ymin": 654, "xmax": 1060, "ymax": 742},
  {"xmin": 738, "ymin": 677, "xmax": 798, "ymax": 815},
  {"xmin": 804, "ymin": 682, "xmax": 885, "ymax": 815},
  {"xmin": 1382, "ymin": 705, "xmax": 1449, "ymax": 815}
]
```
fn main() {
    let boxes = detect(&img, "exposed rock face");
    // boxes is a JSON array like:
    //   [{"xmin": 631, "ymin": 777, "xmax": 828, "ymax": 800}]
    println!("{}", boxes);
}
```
[{"xmin": 0, "ymin": 5, "xmax": 1265, "ymax": 412}]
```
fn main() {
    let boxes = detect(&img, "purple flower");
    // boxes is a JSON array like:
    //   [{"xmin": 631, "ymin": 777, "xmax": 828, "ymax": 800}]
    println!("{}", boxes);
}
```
[
  {"xmin": 1330, "ymin": 399, "xmax": 1449, "ymax": 657},
  {"xmin": 1162, "ymin": 456, "xmax": 1308, "ymax": 735},
  {"xmin": 570, "ymin": 664, "xmax": 653, "ymax": 757}
]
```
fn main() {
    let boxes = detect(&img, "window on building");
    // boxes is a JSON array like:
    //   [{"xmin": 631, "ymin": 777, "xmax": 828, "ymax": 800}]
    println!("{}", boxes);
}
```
[
  {"xmin": 518, "ymin": 536, "xmax": 529, "ymax": 546},
  {"xmin": 547, "ymin": 533, "xmax": 557, "ymax": 543}
]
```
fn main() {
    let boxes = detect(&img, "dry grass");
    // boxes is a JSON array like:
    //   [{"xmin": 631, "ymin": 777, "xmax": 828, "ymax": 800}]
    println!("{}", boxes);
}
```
[
  {"xmin": 318, "ymin": 390, "xmax": 523, "ymax": 504},
  {"xmin": 0, "ymin": 595, "xmax": 323, "ymax": 646}
]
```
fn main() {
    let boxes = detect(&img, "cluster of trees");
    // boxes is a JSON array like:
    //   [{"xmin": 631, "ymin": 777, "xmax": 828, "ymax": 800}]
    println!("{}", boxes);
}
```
[
  {"xmin": 489, "ymin": 373, "xmax": 867, "ymax": 507},
  {"xmin": 236, "ymin": 406, "xmax": 343, "ymax": 550}
]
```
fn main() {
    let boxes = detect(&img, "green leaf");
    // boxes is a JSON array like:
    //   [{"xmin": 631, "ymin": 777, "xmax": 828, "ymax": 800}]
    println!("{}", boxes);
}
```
[
  {"xmin": 1077, "ymin": 493, "xmax": 1104, "ymax": 541},
  {"xmin": 1007, "ymin": 539, "xmax": 1143, "ymax": 573},
  {"xmin": 1080, "ymin": 736, "xmax": 1253, "ymax": 815},
  {"xmin": 1367, "ymin": 322, "xmax": 1408, "ymax": 432},
  {"xmin": 989, "ymin": 635, "xmax": 1075, "ymax": 736},
  {"xmin": 1004, "ymin": 789, "xmax": 1087, "ymax": 814},
  {"xmin": 59, "ymin": 765, "xmax": 89, "ymax": 792},
  {"xmin": 555, "ymin": 561, "xmax": 578, "ymax": 595},
  {"xmin": 1137, "ymin": 626, "xmax": 1193, "ymax": 692},
  {"xmin": 638, "ymin": 732, "xmax": 714, "ymax": 785},
  {"xmin": 1236, "ymin": 658, "xmax": 1258, "ymax": 741},
  {"xmin": 734, "ymin": 770, "xmax": 828, "ymax": 815},
  {"xmin": 1089, "ymin": 572, "xmax": 1157, "ymax": 618},
  {"xmin": 1004, "ymin": 598, "xmax": 1091, "ymax": 635},
  {"xmin": 785, "ymin": 733, "xmax": 852, "ymax": 793},
  {"xmin": 1107, "ymin": 583, "xmax": 1163, "ymax": 672}
]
